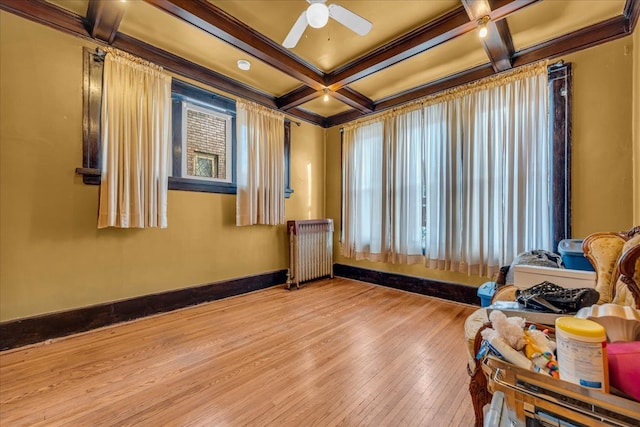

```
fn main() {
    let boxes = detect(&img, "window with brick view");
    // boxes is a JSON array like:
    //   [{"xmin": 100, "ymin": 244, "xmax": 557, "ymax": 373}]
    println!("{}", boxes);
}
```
[
  {"xmin": 183, "ymin": 103, "xmax": 231, "ymax": 182},
  {"xmin": 79, "ymin": 48, "xmax": 292, "ymax": 197},
  {"xmin": 169, "ymin": 78, "xmax": 238, "ymax": 194}
]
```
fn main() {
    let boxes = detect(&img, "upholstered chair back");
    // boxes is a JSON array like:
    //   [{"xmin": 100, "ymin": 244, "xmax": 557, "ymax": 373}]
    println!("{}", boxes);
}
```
[{"xmin": 582, "ymin": 227, "xmax": 640, "ymax": 308}]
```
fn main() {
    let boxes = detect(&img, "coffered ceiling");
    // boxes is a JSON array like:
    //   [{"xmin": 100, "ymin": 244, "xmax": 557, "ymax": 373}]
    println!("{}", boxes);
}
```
[{"xmin": 2, "ymin": 0, "xmax": 637, "ymax": 127}]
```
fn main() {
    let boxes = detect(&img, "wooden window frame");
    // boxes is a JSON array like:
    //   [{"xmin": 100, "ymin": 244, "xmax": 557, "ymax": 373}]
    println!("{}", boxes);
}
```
[
  {"xmin": 339, "ymin": 63, "xmax": 572, "ymax": 249},
  {"xmin": 77, "ymin": 48, "xmax": 294, "ymax": 198},
  {"xmin": 170, "ymin": 79, "xmax": 237, "ymax": 194},
  {"xmin": 548, "ymin": 62, "xmax": 572, "ymax": 249}
]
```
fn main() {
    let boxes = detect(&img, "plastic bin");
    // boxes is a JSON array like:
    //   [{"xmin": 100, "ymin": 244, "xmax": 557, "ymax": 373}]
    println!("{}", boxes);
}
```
[
  {"xmin": 513, "ymin": 265, "xmax": 595, "ymax": 289},
  {"xmin": 478, "ymin": 281, "xmax": 496, "ymax": 307},
  {"xmin": 558, "ymin": 239, "xmax": 595, "ymax": 271}
]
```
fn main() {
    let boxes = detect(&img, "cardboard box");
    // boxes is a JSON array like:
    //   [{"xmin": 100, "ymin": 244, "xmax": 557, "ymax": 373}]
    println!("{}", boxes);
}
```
[{"xmin": 513, "ymin": 265, "xmax": 596, "ymax": 290}]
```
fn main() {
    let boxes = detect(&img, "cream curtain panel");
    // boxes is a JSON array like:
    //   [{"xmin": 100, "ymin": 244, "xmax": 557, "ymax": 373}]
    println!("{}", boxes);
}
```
[
  {"xmin": 342, "ymin": 120, "xmax": 385, "ymax": 260},
  {"xmin": 423, "ymin": 63, "xmax": 550, "ymax": 277},
  {"xmin": 341, "ymin": 62, "xmax": 550, "ymax": 276},
  {"xmin": 98, "ymin": 48, "xmax": 171, "ymax": 229},
  {"xmin": 236, "ymin": 100, "xmax": 285, "ymax": 226},
  {"xmin": 341, "ymin": 107, "xmax": 424, "ymax": 264}
]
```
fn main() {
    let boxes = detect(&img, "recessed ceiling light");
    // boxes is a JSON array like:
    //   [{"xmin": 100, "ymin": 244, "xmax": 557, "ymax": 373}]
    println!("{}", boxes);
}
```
[{"xmin": 237, "ymin": 59, "xmax": 251, "ymax": 71}]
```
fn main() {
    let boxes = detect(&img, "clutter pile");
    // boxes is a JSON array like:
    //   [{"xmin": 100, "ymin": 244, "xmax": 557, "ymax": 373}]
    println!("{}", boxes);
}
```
[
  {"xmin": 477, "ymin": 311, "xmax": 558, "ymax": 378},
  {"xmin": 477, "ymin": 305, "xmax": 640, "ymax": 401}
]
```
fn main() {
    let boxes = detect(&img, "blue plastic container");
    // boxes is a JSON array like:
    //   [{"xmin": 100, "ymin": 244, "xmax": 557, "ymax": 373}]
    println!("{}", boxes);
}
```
[
  {"xmin": 478, "ymin": 282, "xmax": 496, "ymax": 307},
  {"xmin": 558, "ymin": 239, "xmax": 595, "ymax": 271}
]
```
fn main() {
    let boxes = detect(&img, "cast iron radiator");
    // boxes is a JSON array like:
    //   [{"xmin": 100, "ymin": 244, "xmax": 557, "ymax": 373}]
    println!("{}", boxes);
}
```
[{"xmin": 286, "ymin": 219, "xmax": 334, "ymax": 289}]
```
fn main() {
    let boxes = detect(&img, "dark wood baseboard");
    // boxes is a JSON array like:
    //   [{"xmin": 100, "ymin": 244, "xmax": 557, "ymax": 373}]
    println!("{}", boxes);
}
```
[
  {"xmin": 0, "ymin": 270, "xmax": 287, "ymax": 351},
  {"xmin": 334, "ymin": 264, "xmax": 479, "ymax": 305}
]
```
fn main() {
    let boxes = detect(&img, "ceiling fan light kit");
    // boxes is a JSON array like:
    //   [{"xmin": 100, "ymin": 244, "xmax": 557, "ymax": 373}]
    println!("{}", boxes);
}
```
[
  {"xmin": 307, "ymin": 3, "xmax": 329, "ymax": 28},
  {"xmin": 283, "ymin": 0, "xmax": 373, "ymax": 49}
]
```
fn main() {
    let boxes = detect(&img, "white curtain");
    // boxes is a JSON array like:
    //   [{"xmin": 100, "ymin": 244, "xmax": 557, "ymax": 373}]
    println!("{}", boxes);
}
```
[
  {"xmin": 386, "ymin": 109, "xmax": 424, "ymax": 264},
  {"xmin": 236, "ymin": 100, "xmax": 285, "ymax": 226},
  {"xmin": 423, "ymin": 66, "xmax": 550, "ymax": 277},
  {"xmin": 341, "ymin": 107, "xmax": 424, "ymax": 263},
  {"xmin": 98, "ymin": 48, "xmax": 171, "ymax": 228},
  {"xmin": 341, "ymin": 62, "xmax": 550, "ymax": 277},
  {"xmin": 342, "ymin": 120, "xmax": 385, "ymax": 260}
]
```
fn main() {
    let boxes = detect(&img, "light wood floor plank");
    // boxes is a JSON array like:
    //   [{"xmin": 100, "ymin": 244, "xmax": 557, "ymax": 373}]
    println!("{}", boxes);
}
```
[{"xmin": 0, "ymin": 278, "xmax": 477, "ymax": 426}]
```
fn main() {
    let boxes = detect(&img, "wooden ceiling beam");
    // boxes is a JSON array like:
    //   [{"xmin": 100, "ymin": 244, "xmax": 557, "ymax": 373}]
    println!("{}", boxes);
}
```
[
  {"xmin": 327, "ymin": 8, "xmax": 633, "ymax": 128},
  {"xmin": 144, "ymin": 0, "xmax": 326, "ymax": 90},
  {"xmin": 0, "ymin": 0, "xmax": 319, "ymax": 124},
  {"xmin": 0, "ymin": 0, "xmax": 285, "ymax": 111},
  {"xmin": 332, "ymin": 88, "xmax": 375, "ymax": 113},
  {"xmin": 112, "ymin": 34, "xmax": 277, "ymax": 108},
  {"xmin": 511, "ymin": 15, "xmax": 629, "ymax": 67},
  {"xmin": 461, "ymin": 0, "xmax": 514, "ymax": 72},
  {"xmin": 86, "ymin": 0, "xmax": 126, "ymax": 44},
  {"xmin": 2, "ymin": 0, "xmax": 635, "ymax": 128},
  {"xmin": 285, "ymin": 108, "xmax": 327, "ymax": 127},
  {"xmin": 277, "ymin": 87, "xmax": 321, "ymax": 111},
  {"xmin": 487, "ymin": 0, "xmax": 538, "ymax": 21},
  {"xmin": 624, "ymin": 0, "xmax": 640, "ymax": 32},
  {"xmin": 278, "ymin": 86, "xmax": 374, "ymax": 113},
  {"xmin": 325, "ymin": 110, "xmax": 366, "ymax": 128},
  {"xmin": 325, "ymin": 64, "xmax": 496, "ymax": 127},
  {"xmin": 0, "ymin": 0, "xmax": 88, "ymax": 37},
  {"xmin": 325, "ymin": 0, "xmax": 538, "ymax": 89},
  {"xmin": 326, "ymin": 7, "xmax": 472, "ymax": 88}
]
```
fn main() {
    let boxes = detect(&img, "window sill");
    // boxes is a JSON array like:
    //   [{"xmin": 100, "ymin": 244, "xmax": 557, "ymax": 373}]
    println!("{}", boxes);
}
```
[
  {"xmin": 76, "ymin": 167, "xmax": 101, "ymax": 185},
  {"xmin": 76, "ymin": 169, "xmax": 293, "ymax": 197},
  {"xmin": 168, "ymin": 177, "xmax": 236, "ymax": 194}
]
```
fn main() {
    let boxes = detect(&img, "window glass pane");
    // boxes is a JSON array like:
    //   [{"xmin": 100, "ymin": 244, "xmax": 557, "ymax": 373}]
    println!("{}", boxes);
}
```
[
  {"xmin": 181, "ymin": 102, "xmax": 232, "ymax": 183},
  {"xmin": 80, "ymin": 52, "xmax": 293, "ymax": 196},
  {"xmin": 194, "ymin": 154, "xmax": 217, "ymax": 178}
]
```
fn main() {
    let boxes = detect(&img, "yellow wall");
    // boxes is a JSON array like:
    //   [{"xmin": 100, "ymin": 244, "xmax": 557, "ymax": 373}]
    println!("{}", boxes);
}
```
[
  {"xmin": 326, "ymin": 37, "xmax": 636, "ymax": 287},
  {"xmin": 0, "ymin": 12, "xmax": 325, "ymax": 321},
  {"xmin": 634, "ymin": 25, "xmax": 640, "ymax": 225},
  {"xmin": 1, "ymin": 11, "xmax": 637, "ymax": 321},
  {"xmin": 565, "ymin": 37, "xmax": 635, "ymax": 236}
]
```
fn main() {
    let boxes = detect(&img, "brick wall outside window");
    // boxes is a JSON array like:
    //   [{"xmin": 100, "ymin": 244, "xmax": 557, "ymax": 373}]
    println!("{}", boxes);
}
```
[{"xmin": 185, "ymin": 109, "xmax": 226, "ymax": 179}]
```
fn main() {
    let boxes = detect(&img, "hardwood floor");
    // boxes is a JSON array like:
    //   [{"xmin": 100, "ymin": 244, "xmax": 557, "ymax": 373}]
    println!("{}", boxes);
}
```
[{"xmin": 0, "ymin": 278, "xmax": 477, "ymax": 426}]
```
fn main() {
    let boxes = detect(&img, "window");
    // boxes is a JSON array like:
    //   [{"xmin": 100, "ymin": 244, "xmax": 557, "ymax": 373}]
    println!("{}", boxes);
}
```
[
  {"xmin": 184, "ymin": 107, "xmax": 227, "ymax": 181},
  {"xmin": 341, "ymin": 63, "xmax": 571, "ymax": 275},
  {"xmin": 194, "ymin": 153, "xmax": 219, "ymax": 178},
  {"xmin": 169, "ymin": 79, "xmax": 237, "ymax": 194},
  {"xmin": 78, "ymin": 48, "xmax": 294, "ymax": 197}
]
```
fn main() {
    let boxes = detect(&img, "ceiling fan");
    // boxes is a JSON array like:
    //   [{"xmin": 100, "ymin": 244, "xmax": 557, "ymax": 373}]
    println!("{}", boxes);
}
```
[{"xmin": 283, "ymin": 0, "xmax": 373, "ymax": 49}]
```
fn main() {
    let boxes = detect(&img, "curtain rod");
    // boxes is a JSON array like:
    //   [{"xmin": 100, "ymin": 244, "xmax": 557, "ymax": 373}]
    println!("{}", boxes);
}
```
[
  {"xmin": 340, "ymin": 60, "xmax": 567, "ymax": 131},
  {"xmin": 548, "ymin": 60, "xmax": 565, "ymax": 69},
  {"xmin": 93, "ymin": 48, "xmax": 106, "ymax": 56},
  {"xmin": 285, "ymin": 118, "xmax": 301, "ymax": 127},
  {"xmin": 92, "ymin": 47, "xmax": 302, "ymax": 126}
]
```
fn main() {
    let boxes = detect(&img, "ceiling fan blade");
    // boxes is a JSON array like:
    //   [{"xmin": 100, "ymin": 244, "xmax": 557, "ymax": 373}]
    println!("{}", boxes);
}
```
[
  {"xmin": 328, "ymin": 4, "xmax": 372, "ymax": 36},
  {"xmin": 283, "ymin": 11, "xmax": 309, "ymax": 48}
]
